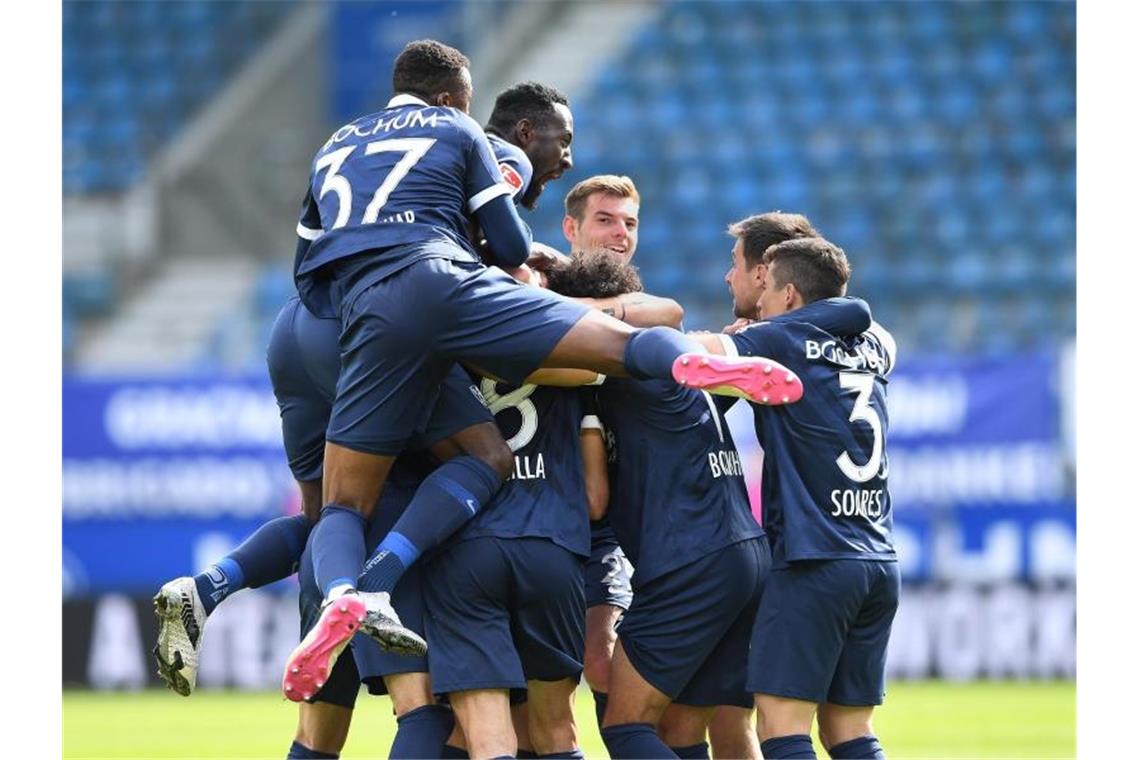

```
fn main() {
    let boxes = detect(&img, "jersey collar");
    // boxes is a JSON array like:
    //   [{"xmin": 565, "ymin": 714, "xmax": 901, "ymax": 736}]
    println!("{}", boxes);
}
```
[{"xmin": 387, "ymin": 93, "xmax": 430, "ymax": 108}]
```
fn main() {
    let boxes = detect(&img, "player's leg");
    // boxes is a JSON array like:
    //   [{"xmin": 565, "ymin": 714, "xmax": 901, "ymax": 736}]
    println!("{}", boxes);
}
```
[
  {"xmin": 814, "ymin": 561, "xmax": 900, "ymax": 760},
  {"xmin": 155, "ymin": 295, "xmax": 332, "ymax": 696},
  {"xmin": 582, "ymin": 537, "xmax": 633, "ymax": 733},
  {"xmin": 657, "ymin": 538, "xmax": 769, "ymax": 760},
  {"xmin": 600, "ymin": 640, "xmax": 677, "ymax": 758},
  {"xmin": 512, "ymin": 700, "xmax": 536, "ymax": 758},
  {"xmin": 291, "ymin": 702, "xmax": 352, "ymax": 759},
  {"xmin": 658, "ymin": 704, "xmax": 716, "ymax": 759},
  {"xmin": 749, "ymin": 560, "xmax": 874, "ymax": 760},
  {"xmin": 437, "ymin": 263, "xmax": 804, "ymax": 405},
  {"xmin": 707, "ymin": 706, "xmax": 761, "ymax": 760},
  {"xmin": 816, "ymin": 705, "xmax": 880, "ymax": 760},
  {"xmin": 423, "ymin": 537, "xmax": 527, "ymax": 758},
  {"xmin": 384, "ymin": 673, "xmax": 456, "ymax": 760},
  {"xmin": 507, "ymin": 538, "xmax": 588, "ymax": 758},
  {"xmin": 526, "ymin": 678, "xmax": 581, "ymax": 757},
  {"xmin": 450, "ymin": 689, "xmax": 516, "ymax": 759}
]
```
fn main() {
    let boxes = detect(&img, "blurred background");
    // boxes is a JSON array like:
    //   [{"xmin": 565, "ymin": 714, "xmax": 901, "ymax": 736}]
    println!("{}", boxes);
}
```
[{"xmin": 62, "ymin": 0, "xmax": 1075, "ymax": 747}]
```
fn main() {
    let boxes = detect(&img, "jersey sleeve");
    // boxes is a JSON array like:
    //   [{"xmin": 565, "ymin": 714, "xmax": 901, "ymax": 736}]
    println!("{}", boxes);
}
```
[
  {"xmin": 491, "ymin": 142, "xmax": 533, "ymax": 203},
  {"xmin": 771, "ymin": 296, "xmax": 871, "ymax": 336},
  {"xmin": 295, "ymin": 187, "xmax": 323, "ymax": 243},
  {"xmin": 728, "ymin": 322, "xmax": 788, "ymax": 362},
  {"xmin": 462, "ymin": 118, "xmax": 514, "ymax": 213}
]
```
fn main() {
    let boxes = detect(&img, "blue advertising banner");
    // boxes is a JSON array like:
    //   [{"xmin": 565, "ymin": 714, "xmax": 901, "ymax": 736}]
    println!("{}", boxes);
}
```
[{"xmin": 64, "ymin": 351, "xmax": 1074, "ymax": 594}]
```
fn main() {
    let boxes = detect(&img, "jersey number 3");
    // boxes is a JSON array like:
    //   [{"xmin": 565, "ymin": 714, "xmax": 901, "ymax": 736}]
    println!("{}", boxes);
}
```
[
  {"xmin": 314, "ymin": 138, "xmax": 437, "ymax": 229},
  {"xmin": 835, "ymin": 371, "xmax": 884, "ymax": 483}
]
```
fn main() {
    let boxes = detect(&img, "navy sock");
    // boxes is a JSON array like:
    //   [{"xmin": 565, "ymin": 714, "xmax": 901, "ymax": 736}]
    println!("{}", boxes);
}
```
[
  {"xmin": 828, "ymin": 736, "xmax": 884, "ymax": 760},
  {"xmin": 623, "ymin": 326, "xmax": 702, "ymax": 380},
  {"xmin": 670, "ymin": 742, "xmax": 709, "ymax": 759},
  {"xmin": 287, "ymin": 739, "xmax": 339, "ymax": 759},
  {"xmin": 440, "ymin": 746, "xmax": 469, "ymax": 759},
  {"xmin": 310, "ymin": 505, "xmax": 368, "ymax": 599},
  {"xmin": 196, "ymin": 514, "xmax": 311, "ymax": 615},
  {"xmin": 591, "ymin": 690, "xmax": 608, "ymax": 732},
  {"xmin": 761, "ymin": 734, "xmax": 817, "ymax": 759},
  {"xmin": 601, "ymin": 723, "xmax": 678, "ymax": 759},
  {"xmin": 389, "ymin": 704, "xmax": 455, "ymax": 759},
  {"xmin": 359, "ymin": 456, "xmax": 502, "ymax": 593},
  {"xmin": 517, "ymin": 751, "xmax": 538, "ymax": 759},
  {"xmin": 538, "ymin": 751, "xmax": 584, "ymax": 759}
]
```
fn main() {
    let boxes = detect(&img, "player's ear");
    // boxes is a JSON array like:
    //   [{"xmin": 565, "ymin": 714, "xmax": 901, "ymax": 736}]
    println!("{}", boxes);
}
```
[
  {"xmin": 562, "ymin": 214, "xmax": 577, "ymax": 245},
  {"xmin": 434, "ymin": 92, "xmax": 453, "ymax": 108},
  {"xmin": 516, "ymin": 118, "xmax": 533, "ymax": 146}
]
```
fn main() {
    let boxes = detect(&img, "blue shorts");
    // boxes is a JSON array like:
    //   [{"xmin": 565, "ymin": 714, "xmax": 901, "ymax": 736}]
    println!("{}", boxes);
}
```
[
  {"xmin": 267, "ymin": 295, "xmax": 493, "ymax": 480},
  {"xmin": 585, "ymin": 532, "xmax": 634, "ymax": 610},
  {"xmin": 618, "ymin": 539, "xmax": 769, "ymax": 708},
  {"xmin": 423, "ymin": 537, "xmax": 586, "ymax": 695},
  {"xmin": 747, "ymin": 559, "xmax": 901, "ymax": 706},
  {"xmin": 328, "ymin": 257, "xmax": 589, "ymax": 455}
]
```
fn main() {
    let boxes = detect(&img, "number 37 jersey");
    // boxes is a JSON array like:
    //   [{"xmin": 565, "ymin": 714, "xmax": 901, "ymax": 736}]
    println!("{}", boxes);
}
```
[
  {"xmin": 293, "ymin": 94, "xmax": 512, "ymax": 313},
  {"xmin": 728, "ymin": 318, "xmax": 898, "ymax": 567}
]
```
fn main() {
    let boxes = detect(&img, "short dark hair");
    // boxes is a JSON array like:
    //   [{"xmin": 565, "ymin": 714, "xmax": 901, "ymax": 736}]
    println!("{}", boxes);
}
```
[
  {"xmin": 545, "ymin": 248, "xmax": 643, "ymax": 299},
  {"xmin": 763, "ymin": 237, "xmax": 851, "ymax": 304},
  {"xmin": 487, "ymin": 81, "xmax": 569, "ymax": 132},
  {"xmin": 392, "ymin": 40, "xmax": 470, "ymax": 102},
  {"xmin": 727, "ymin": 212, "xmax": 820, "ymax": 267}
]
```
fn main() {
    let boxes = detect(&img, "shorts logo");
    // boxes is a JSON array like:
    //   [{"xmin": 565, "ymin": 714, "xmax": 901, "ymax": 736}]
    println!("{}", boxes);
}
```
[{"xmin": 499, "ymin": 163, "xmax": 524, "ymax": 194}]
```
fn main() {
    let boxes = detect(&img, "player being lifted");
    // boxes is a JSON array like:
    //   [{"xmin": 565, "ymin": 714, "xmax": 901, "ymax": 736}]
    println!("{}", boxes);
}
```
[
  {"xmin": 286, "ymin": 38, "xmax": 805, "ymax": 698},
  {"xmin": 698, "ymin": 229, "xmax": 898, "ymax": 760}
]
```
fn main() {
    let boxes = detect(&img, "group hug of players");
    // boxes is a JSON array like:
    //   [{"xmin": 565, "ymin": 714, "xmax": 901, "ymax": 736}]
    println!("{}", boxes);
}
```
[{"xmin": 151, "ymin": 40, "xmax": 898, "ymax": 760}]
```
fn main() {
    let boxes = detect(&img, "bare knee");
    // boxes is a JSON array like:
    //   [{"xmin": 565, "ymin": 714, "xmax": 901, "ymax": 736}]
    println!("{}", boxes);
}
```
[
  {"xmin": 583, "ymin": 605, "xmax": 621, "ymax": 692},
  {"xmin": 659, "ymin": 704, "xmax": 713, "ymax": 748},
  {"xmin": 295, "ymin": 702, "xmax": 352, "ymax": 756},
  {"xmin": 527, "ymin": 679, "xmax": 578, "ymax": 755},
  {"xmin": 755, "ymin": 694, "xmax": 818, "ymax": 742},
  {"xmin": 385, "ymin": 672, "xmax": 435, "ymax": 717},
  {"xmin": 817, "ymin": 704, "xmax": 875, "ymax": 750}
]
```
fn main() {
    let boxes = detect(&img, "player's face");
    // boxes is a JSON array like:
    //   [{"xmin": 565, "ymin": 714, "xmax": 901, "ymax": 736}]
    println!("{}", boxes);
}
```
[
  {"xmin": 725, "ymin": 240, "xmax": 765, "ymax": 319},
  {"xmin": 520, "ymin": 103, "xmax": 574, "ymax": 209},
  {"xmin": 563, "ymin": 193, "xmax": 639, "ymax": 260},
  {"xmin": 757, "ymin": 263, "xmax": 793, "ymax": 319}
]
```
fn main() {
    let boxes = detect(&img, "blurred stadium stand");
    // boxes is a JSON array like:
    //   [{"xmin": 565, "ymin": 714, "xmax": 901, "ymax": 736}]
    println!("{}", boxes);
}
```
[{"xmin": 63, "ymin": 0, "xmax": 1074, "ymax": 367}]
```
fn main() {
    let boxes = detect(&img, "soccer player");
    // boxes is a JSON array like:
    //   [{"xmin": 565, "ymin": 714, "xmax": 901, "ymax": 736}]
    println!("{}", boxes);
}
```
[
  {"xmin": 700, "ymin": 234, "xmax": 898, "ymax": 760},
  {"xmin": 546, "ymin": 249, "xmax": 772, "ymax": 760},
  {"xmin": 152, "ymin": 74, "xmax": 576, "ymax": 700},
  {"xmin": 290, "ymin": 38, "xmax": 802, "ymax": 698},
  {"xmin": 548, "ymin": 174, "xmax": 679, "ymax": 734}
]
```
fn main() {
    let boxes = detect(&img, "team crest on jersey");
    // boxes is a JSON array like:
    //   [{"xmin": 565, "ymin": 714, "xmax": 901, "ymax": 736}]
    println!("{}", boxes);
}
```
[{"xmin": 499, "ymin": 162, "xmax": 524, "ymax": 193}]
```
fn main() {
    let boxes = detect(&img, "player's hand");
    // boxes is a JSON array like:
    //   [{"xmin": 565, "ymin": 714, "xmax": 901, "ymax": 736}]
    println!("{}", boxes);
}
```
[
  {"xmin": 722, "ymin": 318, "xmax": 755, "ymax": 335},
  {"xmin": 527, "ymin": 242, "xmax": 568, "ymax": 271}
]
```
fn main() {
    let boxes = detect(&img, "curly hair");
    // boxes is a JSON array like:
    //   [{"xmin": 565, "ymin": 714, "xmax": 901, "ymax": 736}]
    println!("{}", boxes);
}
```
[
  {"xmin": 392, "ymin": 40, "xmax": 470, "ymax": 102},
  {"xmin": 545, "ymin": 247, "xmax": 644, "ymax": 299},
  {"xmin": 487, "ymin": 81, "xmax": 570, "ymax": 132}
]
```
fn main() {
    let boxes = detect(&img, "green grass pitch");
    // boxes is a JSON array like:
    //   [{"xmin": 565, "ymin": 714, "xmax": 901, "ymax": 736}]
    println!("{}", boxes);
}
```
[{"xmin": 63, "ymin": 681, "xmax": 1074, "ymax": 759}]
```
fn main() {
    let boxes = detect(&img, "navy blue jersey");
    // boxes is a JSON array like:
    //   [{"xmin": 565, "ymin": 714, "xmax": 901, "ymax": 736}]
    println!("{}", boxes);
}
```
[
  {"xmin": 486, "ymin": 132, "xmax": 533, "ymax": 202},
  {"xmin": 451, "ymin": 379, "xmax": 591, "ymax": 558},
  {"xmin": 595, "ymin": 380, "xmax": 764, "ymax": 588},
  {"xmin": 728, "ymin": 317, "xmax": 898, "ymax": 567},
  {"xmin": 294, "ymin": 94, "xmax": 511, "ymax": 315}
]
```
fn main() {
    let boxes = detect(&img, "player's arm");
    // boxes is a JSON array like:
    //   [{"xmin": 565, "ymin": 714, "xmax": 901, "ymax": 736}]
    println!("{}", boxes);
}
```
[
  {"xmin": 580, "ymin": 403, "xmax": 609, "ymax": 521},
  {"xmin": 466, "ymin": 127, "xmax": 532, "ymax": 267},
  {"xmin": 464, "ymin": 362, "xmax": 604, "ymax": 388},
  {"xmin": 770, "ymin": 296, "xmax": 872, "ymax": 336},
  {"xmin": 577, "ymin": 292, "xmax": 685, "ymax": 329}
]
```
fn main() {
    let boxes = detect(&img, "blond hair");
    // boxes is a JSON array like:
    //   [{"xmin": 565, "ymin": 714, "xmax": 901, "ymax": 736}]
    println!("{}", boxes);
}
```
[{"xmin": 564, "ymin": 175, "xmax": 640, "ymax": 221}]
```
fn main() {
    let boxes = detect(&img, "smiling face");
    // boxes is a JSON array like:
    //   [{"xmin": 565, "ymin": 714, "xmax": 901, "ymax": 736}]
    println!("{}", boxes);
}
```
[
  {"xmin": 563, "ymin": 192, "xmax": 640, "ymax": 260},
  {"xmin": 519, "ymin": 103, "xmax": 574, "ymax": 209}
]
